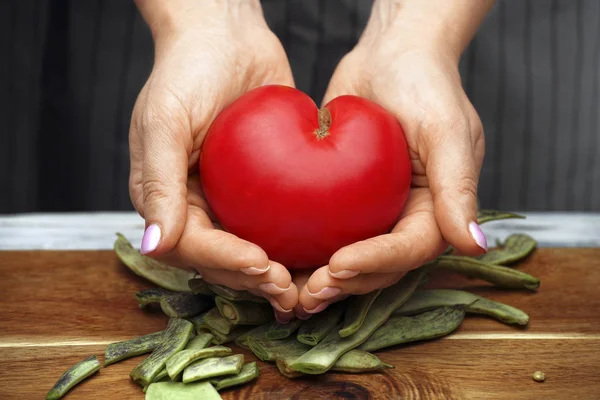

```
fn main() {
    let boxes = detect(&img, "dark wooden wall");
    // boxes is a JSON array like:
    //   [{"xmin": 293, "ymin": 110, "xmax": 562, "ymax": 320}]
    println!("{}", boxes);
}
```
[{"xmin": 1, "ymin": 0, "xmax": 598, "ymax": 213}]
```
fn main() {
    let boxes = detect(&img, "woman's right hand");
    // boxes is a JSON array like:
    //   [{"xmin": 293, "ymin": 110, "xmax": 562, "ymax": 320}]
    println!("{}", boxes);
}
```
[{"xmin": 130, "ymin": 0, "xmax": 298, "ymax": 323}]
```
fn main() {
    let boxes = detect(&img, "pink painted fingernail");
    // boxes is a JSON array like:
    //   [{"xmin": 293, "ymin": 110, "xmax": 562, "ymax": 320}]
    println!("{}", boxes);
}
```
[
  {"xmin": 329, "ymin": 269, "xmax": 359, "ymax": 279},
  {"xmin": 241, "ymin": 264, "xmax": 270, "ymax": 275},
  {"xmin": 259, "ymin": 282, "xmax": 291, "ymax": 295},
  {"xmin": 304, "ymin": 302, "xmax": 330, "ymax": 314},
  {"xmin": 141, "ymin": 224, "xmax": 161, "ymax": 254},
  {"xmin": 468, "ymin": 221, "xmax": 488, "ymax": 252},
  {"xmin": 308, "ymin": 286, "xmax": 341, "ymax": 300}
]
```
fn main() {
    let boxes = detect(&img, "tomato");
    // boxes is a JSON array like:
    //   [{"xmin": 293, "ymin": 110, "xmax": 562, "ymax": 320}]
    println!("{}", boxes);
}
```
[{"xmin": 199, "ymin": 85, "xmax": 411, "ymax": 270}]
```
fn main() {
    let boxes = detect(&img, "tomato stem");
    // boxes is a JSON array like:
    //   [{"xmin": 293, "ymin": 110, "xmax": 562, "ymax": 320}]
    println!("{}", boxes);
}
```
[{"xmin": 314, "ymin": 108, "xmax": 331, "ymax": 140}]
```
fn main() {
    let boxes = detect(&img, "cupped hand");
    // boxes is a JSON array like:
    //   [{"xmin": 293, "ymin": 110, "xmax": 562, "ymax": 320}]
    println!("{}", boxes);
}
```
[
  {"xmin": 129, "ymin": 2, "xmax": 298, "ymax": 322},
  {"xmin": 297, "ymin": 28, "xmax": 486, "ymax": 316}
]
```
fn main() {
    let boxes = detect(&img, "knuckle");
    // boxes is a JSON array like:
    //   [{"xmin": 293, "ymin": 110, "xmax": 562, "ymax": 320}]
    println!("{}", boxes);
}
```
[
  {"xmin": 142, "ymin": 178, "xmax": 169, "ymax": 206},
  {"xmin": 455, "ymin": 175, "xmax": 479, "ymax": 199}
]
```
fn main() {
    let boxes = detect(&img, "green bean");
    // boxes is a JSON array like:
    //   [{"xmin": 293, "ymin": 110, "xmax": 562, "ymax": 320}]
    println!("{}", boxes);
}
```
[
  {"xmin": 276, "ymin": 359, "xmax": 304, "ymax": 378},
  {"xmin": 215, "ymin": 296, "xmax": 273, "ymax": 325},
  {"xmin": 360, "ymin": 306, "xmax": 466, "ymax": 352},
  {"xmin": 186, "ymin": 332, "xmax": 214, "ymax": 349},
  {"xmin": 187, "ymin": 278, "xmax": 214, "ymax": 296},
  {"xmin": 46, "ymin": 355, "xmax": 101, "ymax": 400},
  {"xmin": 135, "ymin": 288, "xmax": 173, "ymax": 308},
  {"xmin": 288, "ymin": 267, "xmax": 428, "ymax": 374},
  {"xmin": 145, "ymin": 381, "xmax": 222, "ymax": 400},
  {"xmin": 339, "ymin": 289, "xmax": 382, "ymax": 337},
  {"xmin": 264, "ymin": 319, "xmax": 304, "ymax": 340},
  {"xmin": 477, "ymin": 210, "xmax": 526, "ymax": 224},
  {"xmin": 208, "ymin": 284, "xmax": 267, "ymax": 303},
  {"xmin": 211, "ymin": 325, "xmax": 255, "ymax": 345},
  {"xmin": 297, "ymin": 302, "xmax": 345, "ymax": 346},
  {"xmin": 187, "ymin": 311, "xmax": 211, "ymax": 332},
  {"xmin": 433, "ymin": 255, "xmax": 540, "ymax": 290},
  {"xmin": 210, "ymin": 362, "xmax": 259, "ymax": 391},
  {"xmin": 394, "ymin": 289, "xmax": 529, "ymax": 325},
  {"xmin": 130, "ymin": 318, "xmax": 194, "ymax": 386},
  {"xmin": 182, "ymin": 354, "xmax": 244, "ymax": 383},
  {"xmin": 104, "ymin": 330, "xmax": 165, "ymax": 366},
  {"xmin": 203, "ymin": 307, "xmax": 235, "ymax": 335},
  {"xmin": 247, "ymin": 336, "xmax": 309, "ymax": 362},
  {"xmin": 166, "ymin": 346, "xmax": 232, "ymax": 380},
  {"xmin": 478, "ymin": 234, "xmax": 537, "ymax": 266},
  {"xmin": 161, "ymin": 293, "xmax": 213, "ymax": 318},
  {"xmin": 113, "ymin": 233, "xmax": 194, "ymax": 292},
  {"xmin": 234, "ymin": 324, "xmax": 272, "ymax": 349},
  {"xmin": 142, "ymin": 368, "xmax": 170, "ymax": 393},
  {"xmin": 331, "ymin": 350, "xmax": 393, "ymax": 373}
]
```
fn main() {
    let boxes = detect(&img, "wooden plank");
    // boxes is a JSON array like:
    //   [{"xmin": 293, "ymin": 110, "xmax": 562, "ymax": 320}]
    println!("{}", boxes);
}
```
[
  {"xmin": 1, "ymin": 340, "xmax": 598, "ymax": 400},
  {"xmin": 0, "ymin": 248, "xmax": 598, "ymax": 398}
]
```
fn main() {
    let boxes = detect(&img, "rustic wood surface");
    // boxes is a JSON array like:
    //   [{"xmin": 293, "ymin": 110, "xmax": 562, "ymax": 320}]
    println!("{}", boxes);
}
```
[{"xmin": 0, "ymin": 248, "xmax": 599, "ymax": 399}]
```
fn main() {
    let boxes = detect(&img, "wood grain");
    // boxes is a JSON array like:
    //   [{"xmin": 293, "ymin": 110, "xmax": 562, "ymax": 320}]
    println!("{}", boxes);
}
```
[{"xmin": 0, "ymin": 248, "xmax": 599, "ymax": 399}]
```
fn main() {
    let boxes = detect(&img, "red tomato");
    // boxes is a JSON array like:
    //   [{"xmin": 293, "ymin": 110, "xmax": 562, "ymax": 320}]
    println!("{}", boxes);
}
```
[{"xmin": 199, "ymin": 85, "xmax": 411, "ymax": 270}]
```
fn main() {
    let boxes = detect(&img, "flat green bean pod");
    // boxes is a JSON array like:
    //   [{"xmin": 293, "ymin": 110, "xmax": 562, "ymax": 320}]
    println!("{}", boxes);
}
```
[
  {"xmin": 477, "ymin": 210, "xmax": 526, "ymax": 224},
  {"xmin": 166, "ymin": 346, "xmax": 232, "ymax": 380},
  {"xmin": 331, "ymin": 350, "xmax": 393, "ymax": 373},
  {"xmin": 433, "ymin": 255, "xmax": 540, "ymax": 290},
  {"xmin": 339, "ymin": 289, "xmax": 382, "ymax": 337},
  {"xmin": 114, "ymin": 233, "xmax": 194, "ymax": 292},
  {"xmin": 130, "ymin": 318, "xmax": 194, "ymax": 386},
  {"xmin": 215, "ymin": 296, "xmax": 273, "ymax": 325},
  {"xmin": 185, "ymin": 332, "xmax": 214, "ymax": 349},
  {"xmin": 210, "ymin": 362, "xmax": 259, "ymax": 391},
  {"xmin": 104, "ymin": 330, "xmax": 165, "ymax": 366},
  {"xmin": 478, "ymin": 234, "xmax": 537, "ymax": 265},
  {"xmin": 234, "ymin": 324, "xmax": 272, "ymax": 349},
  {"xmin": 211, "ymin": 325, "xmax": 254, "ymax": 345},
  {"xmin": 182, "ymin": 354, "xmax": 244, "ymax": 383},
  {"xmin": 203, "ymin": 307, "xmax": 235, "ymax": 335},
  {"xmin": 159, "ymin": 292, "xmax": 213, "ymax": 318},
  {"xmin": 297, "ymin": 302, "xmax": 345, "ymax": 346},
  {"xmin": 360, "ymin": 306, "xmax": 466, "ymax": 352},
  {"xmin": 187, "ymin": 278, "xmax": 214, "ymax": 296},
  {"xmin": 187, "ymin": 311, "xmax": 211, "ymax": 332},
  {"xmin": 46, "ymin": 355, "xmax": 101, "ymax": 400},
  {"xmin": 288, "ymin": 267, "xmax": 429, "ymax": 374},
  {"xmin": 394, "ymin": 289, "xmax": 529, "ymax": 325},
  {"xmin": 145, "ymin": 381, "xmax": 222, "ymax": 400},
  {"xmin": 135, "ymin": 288, "xmax": 173, "ymax": 308},
  {"xmin": 264, "ymin": 319, "xmax": 304, "ymax": 340},
  {"xmin": 208, "ymin": 284, "xmax": 267, "ymax": 303}
]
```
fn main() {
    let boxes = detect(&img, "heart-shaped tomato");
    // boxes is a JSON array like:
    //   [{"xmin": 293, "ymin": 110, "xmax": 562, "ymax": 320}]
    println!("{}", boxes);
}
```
[{"xmin": 200, "ymin": 85, "xmax": 411, "ymax": 270}]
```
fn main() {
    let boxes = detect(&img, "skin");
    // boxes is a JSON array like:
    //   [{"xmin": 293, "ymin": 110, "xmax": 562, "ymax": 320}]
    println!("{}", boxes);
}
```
[{"xmin": 131, "ymin": 0, "xmax": 494, "ymax": 320}]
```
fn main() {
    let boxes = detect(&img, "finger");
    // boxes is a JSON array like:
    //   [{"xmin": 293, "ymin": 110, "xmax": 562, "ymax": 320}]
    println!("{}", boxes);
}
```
[
  {"xmin": 328, "ymin": 189, "xmax": 447, "ymax": 277},
  {"xmin": 299, "ymin": 266, "xmax": 404, "ymax": 313},
  {"xmin": 291, "ymin": 270, "xmax": 313, "ymax": 320},
  {"xmin": 425, "ymin": 114, "xmax": 487, "ymax": 256},
  {"xmin": 175, "ymin": 205, "xmax": 270, "ymax": 273},
  {"xmin": 138, "ymin": 100, "xmax": 190, "ymax": 256}
]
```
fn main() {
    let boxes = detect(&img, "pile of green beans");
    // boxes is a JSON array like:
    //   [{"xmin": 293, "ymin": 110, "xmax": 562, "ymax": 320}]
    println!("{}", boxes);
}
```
[{"xmin": 46, "ymin": 209, "xmax": 540, "ymax": 399}]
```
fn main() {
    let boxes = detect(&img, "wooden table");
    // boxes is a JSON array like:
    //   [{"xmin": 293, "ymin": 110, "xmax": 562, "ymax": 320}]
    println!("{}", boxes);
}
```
[{"xmin": 1, "ymin": 248, "xmax": 599, "ymax": 399}]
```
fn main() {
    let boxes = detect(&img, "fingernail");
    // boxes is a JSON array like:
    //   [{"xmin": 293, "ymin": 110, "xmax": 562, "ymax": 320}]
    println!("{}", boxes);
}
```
[
  {"xmin": 304, "ymin": 302, "xmax": 330, "ymax": 314},
  {"xmin": 275, "ymin": 311, "xmax": 293, "ymax": 325},
  {"xmin": 296, "ymin": 308, "xmax": 312, "ymax": 320},
  {"xmin": 307, "ymin": 286, "xmax": 341, "ymax": 300},
  {"xmin": 241, "ymin": 264, "xmax": 271, "ymax": 276},
  {"xmin": 141, "ymin": 224, "xmax": 161, "ymax": 254},
  {"xmin": 329, "ymin": 269, "xmax": 359, "ymax": 279},
  {"xmin": 259, "ymin": 282, "xmax": 291, "ymax": 295},
  {"xmin": 468, "ymin": 221, "xmax": 488, "ymax": 252},
  {"xmin": 267, "ymin": 297, "xmax": 292, "ymax": 313}
]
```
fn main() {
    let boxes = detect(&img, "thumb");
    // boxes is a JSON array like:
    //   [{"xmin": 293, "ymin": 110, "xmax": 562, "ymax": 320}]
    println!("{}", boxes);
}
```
[
  {"xmin": 426, "ymin": 120, "xmax": 486, "ymax": 256},
  {"xmin": 139, "ymin": 106, "xmax": 189, "ymax": 256}
]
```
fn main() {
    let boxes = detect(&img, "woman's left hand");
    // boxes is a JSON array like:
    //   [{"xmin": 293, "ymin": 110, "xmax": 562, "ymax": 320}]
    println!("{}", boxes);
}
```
[{"xmin": 296, "ymin": 13, "xmax": 487, "ymax": 317}]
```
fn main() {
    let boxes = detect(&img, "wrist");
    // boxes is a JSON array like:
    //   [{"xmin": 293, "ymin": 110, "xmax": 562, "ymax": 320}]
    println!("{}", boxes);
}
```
[
  {"xmin": 135, "ymin": 0, "xmax": 264, "ymax": 43},
  {"xmin": 361, "ymin": 0, "xmax": 495, "ymax": 62}
]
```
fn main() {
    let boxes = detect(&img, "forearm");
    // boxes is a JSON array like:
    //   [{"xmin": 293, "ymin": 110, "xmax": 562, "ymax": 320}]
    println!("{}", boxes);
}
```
[
  {"xmin": 362, "ymin": 0, "xmax": 496, "ymax": 60},
  {"xmin": 134, "ymin": 0, "xmax": 263, "ymax": 41}
]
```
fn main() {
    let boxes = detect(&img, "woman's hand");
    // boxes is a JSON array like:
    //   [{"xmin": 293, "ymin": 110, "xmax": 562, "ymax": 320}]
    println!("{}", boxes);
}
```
[
  {"xmin": 297, "ymin": 0, "xmax": 493, "ymax": 316},
  {"xmin": 130, "ymin": 0, "xmax": 298, "ymax": 323}
]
